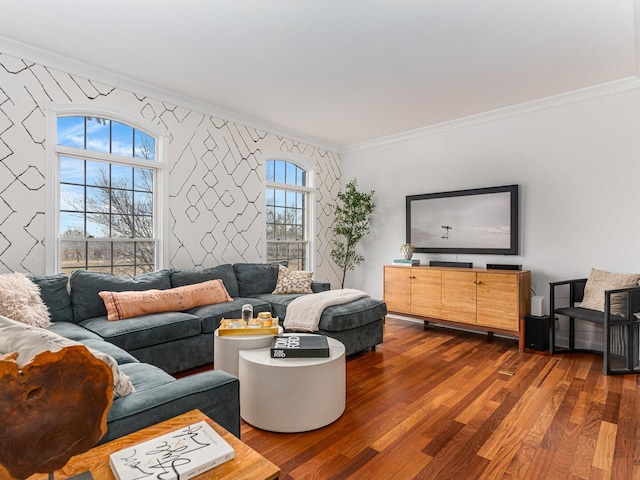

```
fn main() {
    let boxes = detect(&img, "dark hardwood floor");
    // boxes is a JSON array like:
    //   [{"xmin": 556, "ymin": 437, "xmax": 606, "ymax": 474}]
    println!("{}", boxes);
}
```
[{"xmin": 240, "ymin": 317, "xmax": 640, "ymax": 479}]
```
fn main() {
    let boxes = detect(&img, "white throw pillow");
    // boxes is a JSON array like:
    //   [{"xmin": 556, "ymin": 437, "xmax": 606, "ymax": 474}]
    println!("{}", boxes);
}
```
[
  {"xmin": 0, "ymin": 315, "xmax": 134, "ymax": 398},
  {"xmin": 272, "ymin": 265, "xmax": 313, "ymax": 294},
  {"xmin": 0, "ymin": 272, "xmax": 51, "ymax": 327}
]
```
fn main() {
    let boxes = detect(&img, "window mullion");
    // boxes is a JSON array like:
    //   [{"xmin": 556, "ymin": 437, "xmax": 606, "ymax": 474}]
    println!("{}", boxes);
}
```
[
  {"xmin": 56, "ymin": 113, "xmax": 161, "ymax": 276},
  {"xmin": 265, "ymin": 158, "xmax": 312, "ymax": 271},
  {"xmin": 55, "ymin": 145, "xmax": 163, "ymax": 170}
]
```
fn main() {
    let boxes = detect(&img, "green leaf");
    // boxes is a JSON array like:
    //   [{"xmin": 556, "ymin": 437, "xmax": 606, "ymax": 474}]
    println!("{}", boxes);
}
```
[{"xmin": 330, "ymin": 178, "xmax": 375, "ymax": 287}]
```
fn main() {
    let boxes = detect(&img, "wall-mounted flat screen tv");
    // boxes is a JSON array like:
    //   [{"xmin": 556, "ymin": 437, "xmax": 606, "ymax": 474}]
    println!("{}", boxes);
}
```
[{"xmin": 406, "ymin": 184, "xmax": 519, "ymax": 255}]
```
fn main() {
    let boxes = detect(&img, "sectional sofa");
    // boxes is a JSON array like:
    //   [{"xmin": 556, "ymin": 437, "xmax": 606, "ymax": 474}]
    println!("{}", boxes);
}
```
[
  {"xmin": 46, "ymin": 262, "xmax": 386, "ymax": 373},
  {"xmin": 16, "ymin": 262, "xmax": 386, "ymax": 443}
]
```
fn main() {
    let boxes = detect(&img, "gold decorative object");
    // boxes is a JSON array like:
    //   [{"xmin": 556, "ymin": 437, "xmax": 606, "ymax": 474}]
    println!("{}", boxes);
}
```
[{"xmin": 218, "ymin": 317, "xmax": 280, "ymax": 336}]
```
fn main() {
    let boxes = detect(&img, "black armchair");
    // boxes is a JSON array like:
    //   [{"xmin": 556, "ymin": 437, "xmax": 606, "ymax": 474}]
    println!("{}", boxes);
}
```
[{"xmin": 550, "ymin": 278, "xmax": 640, "ymax": 375}]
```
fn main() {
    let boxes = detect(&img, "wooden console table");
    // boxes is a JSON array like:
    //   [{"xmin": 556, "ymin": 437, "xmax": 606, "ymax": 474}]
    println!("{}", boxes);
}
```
[
  {"xmin": 28, "ymin": 410, "xmax": 279, "ymax": 480},
  {"xmin": 384, "ymin": 265, "xmax": 531, "ymax": 351}
]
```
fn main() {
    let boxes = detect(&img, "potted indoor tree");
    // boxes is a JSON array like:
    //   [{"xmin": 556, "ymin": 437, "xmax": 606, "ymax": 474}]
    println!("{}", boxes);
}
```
[{"xmin": 330, "ymin": 179, "xmax": 375, "ymax": 288}]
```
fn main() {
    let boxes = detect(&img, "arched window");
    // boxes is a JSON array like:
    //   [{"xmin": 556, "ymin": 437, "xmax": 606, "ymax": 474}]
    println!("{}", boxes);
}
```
[
  {"xmin": 265, "ymin": 158, "xmax": 314, "ymax": 270},
  {"xmin": 46, "ymin": 105, "xmax": 168, "ymax": 276}
]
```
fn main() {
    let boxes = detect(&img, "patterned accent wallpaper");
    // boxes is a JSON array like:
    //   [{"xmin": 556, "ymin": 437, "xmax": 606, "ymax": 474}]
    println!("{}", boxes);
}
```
[{"xmin": 0, "ymin": 52, "xmax": 342, "ymax": 286}]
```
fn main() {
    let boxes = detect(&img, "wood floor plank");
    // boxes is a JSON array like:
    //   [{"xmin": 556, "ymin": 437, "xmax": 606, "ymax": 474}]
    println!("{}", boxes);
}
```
[
  {"xmin": 502, "ymin": 379, "xmax": 570, "ymax": 478},
  {"xmin": 477, "ymin": 363, "xmax": 567, "ymax": 461},
  {"xmin": 236, "ymin": 318, "xmax": 640, "ymax": 479},
  {"xmin": 547, "ymin": 419, "xmax": 583, "ymax": 480},
  {"xmin": 570, "ymin": 435, "xmax": 597, "ymax": 480},
  {"xmin": 592, "ymin": 421, "xmax": 617, "ymax": 472}
]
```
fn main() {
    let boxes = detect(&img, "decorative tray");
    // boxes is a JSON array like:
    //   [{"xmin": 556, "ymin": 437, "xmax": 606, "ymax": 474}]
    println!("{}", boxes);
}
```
[{"xmin": 218, "ymin": 317, "xmax": 280, "ymax": 336}]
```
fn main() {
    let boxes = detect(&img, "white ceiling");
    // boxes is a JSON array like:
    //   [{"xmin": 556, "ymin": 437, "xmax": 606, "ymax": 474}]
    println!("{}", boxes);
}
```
[{"xmin": 0, "ymin": 1, "xmax": 637, "ymax": 150}]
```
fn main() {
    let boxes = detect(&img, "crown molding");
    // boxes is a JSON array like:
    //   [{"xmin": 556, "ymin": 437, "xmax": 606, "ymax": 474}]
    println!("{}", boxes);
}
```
[
  {"xmin": 4, "ymin": 35, "xmax": 639, "ymax": 157},
  {"xmin": 0, "ymin": 36, "xmax": 342, "ymax": 153},
  {"xmin": 342, "ymin": 76, "xmax": 640, "ymax": 154}
]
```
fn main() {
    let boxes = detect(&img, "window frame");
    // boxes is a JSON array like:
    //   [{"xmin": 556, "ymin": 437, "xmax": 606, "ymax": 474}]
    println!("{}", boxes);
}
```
[
  {"xmin": 263, "ymin": 154, "xmax": 315, "ymax": 272},
  {"xmin": 45, "ymin": 103, "xmax": 169, "ymax": 275}
]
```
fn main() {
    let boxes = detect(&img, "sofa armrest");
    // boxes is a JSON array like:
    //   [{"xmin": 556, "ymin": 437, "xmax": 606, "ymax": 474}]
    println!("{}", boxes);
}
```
[
  {"xmin": 311, "ymin": 281, "xmax": 331, "ymax": 293},
  {"xmin": 103, "ymin": 367, "xmax": 240, "ymax": 443}
]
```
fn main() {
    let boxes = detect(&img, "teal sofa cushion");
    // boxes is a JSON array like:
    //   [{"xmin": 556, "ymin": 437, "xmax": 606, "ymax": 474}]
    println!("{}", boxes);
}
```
[
  {"xmin": 170, "ymin": 264, "xmax": 239, "ymax": 297},
  {"xmin": 81, "ymin": 338, "xmax": 140, "ymax": 365},
  {"xmin": 249, "ymin": 293, "xmax": 302, "ymax": 320},
  {"xmin": 70, "ymin": 269, "xmax": 171, "ymax": 322},
  {"xmin": 318, "ymin": 297, "xmax": 388, "ymax": 332},
  {"xmin": 47, "ymin": 320, "xmax": 101, "ymax": 341},
  {"xmin": 233, "ymin": 262, "xmax": 285, "ymax": 296},
  {"xmin": 188, "ymin": 298, "xmax": 271, "ymax": 334},
  {"xmin": 104, "ymin": 364, "xmax": 240, "ymax": 443},
  {"xmin": 79, "ymin": 311, "xmax": 201, "ymax": 351},
  {"xmin": 30, "ymin": 273, "xmax": 73, "ymax": 323}
]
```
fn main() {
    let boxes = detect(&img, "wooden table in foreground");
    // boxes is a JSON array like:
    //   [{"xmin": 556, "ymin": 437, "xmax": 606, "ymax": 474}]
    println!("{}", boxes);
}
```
[{"xmin": 28, "ymin": 409, "xmax": 279, "ymax": 480}]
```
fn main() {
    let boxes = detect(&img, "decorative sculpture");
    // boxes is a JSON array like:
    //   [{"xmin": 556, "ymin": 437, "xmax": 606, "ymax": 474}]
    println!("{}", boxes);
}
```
[
  {"xmin": 0, "ymin": 346, "xmax": 113, "ymax": 479},
  {"xmin": 400, "ymin": 243, "xmax": 415, "ymax": 260}
]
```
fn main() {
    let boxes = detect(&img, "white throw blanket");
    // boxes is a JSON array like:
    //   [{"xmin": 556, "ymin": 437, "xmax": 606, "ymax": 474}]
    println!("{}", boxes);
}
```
[{"xmin": 283, "ymin": 288, "xmax": 370, "ymax": 332}]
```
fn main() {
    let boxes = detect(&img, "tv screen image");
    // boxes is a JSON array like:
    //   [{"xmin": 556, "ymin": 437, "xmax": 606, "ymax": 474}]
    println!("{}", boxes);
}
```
[{"xmin": 406, "ymin": 185, "xmax": 518, "ymax": 255}]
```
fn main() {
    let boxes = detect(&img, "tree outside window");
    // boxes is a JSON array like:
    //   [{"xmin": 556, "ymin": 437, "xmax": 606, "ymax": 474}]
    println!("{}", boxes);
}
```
[
  {"xmin": 56, "ymin": 116, "xmax": 159, "ymax": 277},
  {"xmin": 265, "ymin": 159, "xmax": 310, "ymax": 270}
]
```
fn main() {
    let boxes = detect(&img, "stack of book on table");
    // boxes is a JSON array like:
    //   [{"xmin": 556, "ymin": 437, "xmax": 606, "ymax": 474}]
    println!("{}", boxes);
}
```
[
  {"xmin": 109, "ymin": 420, "xmax": 234, "ymax": 480},
  {"xmin": 270, "ymin": 335, "xmax": 330, "ymax": 358},
  {"xmin": 393, "ymin": 258, "xmax": 420, "ymax": 266}
]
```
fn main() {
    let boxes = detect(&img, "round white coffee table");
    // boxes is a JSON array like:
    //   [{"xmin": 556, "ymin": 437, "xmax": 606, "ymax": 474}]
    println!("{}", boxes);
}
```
[
  {"xmin": 213, "ymin": 326, "xmax": 283, "ymax": 377},
  {"xmin": 238, "ymin": 334, "xmax": 346, "ymax": 433}
]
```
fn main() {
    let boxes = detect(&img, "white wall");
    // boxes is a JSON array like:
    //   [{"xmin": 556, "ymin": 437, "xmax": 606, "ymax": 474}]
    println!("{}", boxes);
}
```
[{"xmin": 342, "ymin": 87, "xmax": 640, "ymax": 317}]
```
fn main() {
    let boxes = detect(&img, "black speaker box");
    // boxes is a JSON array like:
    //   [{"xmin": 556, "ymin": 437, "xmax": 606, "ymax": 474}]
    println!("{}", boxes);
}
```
[
  {"xmin": 429, "ymin": 261, "xmax": 473, "ymax": 268},
  {"xmin": 524, "ymin": 315, "xmax": 550, "ymax": 351},
  {"xmin": 486, "ymin": 263, "xmax": 522, "ymax": 270}
]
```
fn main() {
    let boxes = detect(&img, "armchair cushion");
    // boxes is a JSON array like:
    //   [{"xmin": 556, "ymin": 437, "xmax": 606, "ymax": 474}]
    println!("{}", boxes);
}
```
[{"xmin": 580, "ymin": 268, "xmax": 640, "ymax": 315}]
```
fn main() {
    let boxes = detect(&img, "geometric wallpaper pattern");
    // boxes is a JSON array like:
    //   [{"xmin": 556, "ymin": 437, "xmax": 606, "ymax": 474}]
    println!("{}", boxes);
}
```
[{"xmin": 0, "ymin": 52, "xmax": 343, "ymax": 286}]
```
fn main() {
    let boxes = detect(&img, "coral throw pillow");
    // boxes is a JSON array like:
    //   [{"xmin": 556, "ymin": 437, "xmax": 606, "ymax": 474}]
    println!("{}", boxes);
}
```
[
  {"xmin": 99, "ymin": 279, "xmax": 233, "ymax": 321},
  {"xmin": 272, "ymin": 264, "xmax": 313, "ymax": 294}
]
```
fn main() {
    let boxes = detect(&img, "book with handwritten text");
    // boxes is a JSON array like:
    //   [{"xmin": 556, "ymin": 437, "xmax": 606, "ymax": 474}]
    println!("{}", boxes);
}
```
[{"xmin": 109, "ymin": 421, "xmax": 234, "ymax": 480}]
